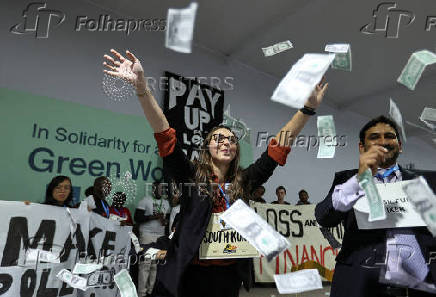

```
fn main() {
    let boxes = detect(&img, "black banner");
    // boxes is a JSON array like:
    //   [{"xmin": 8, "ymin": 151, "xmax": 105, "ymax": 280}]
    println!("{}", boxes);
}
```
[{"xmin": 163, "ymin": 71, "xmax": 224, "ymax": 161}]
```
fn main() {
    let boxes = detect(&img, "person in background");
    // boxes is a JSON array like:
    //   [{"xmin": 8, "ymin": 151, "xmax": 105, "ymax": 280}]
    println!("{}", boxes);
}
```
[
  {"xmin": 169, "ymin": 181, "xmax": 181, "ymax": 231},
  {"xmin": 85, "ymin": 186, "xmax": 94, "ymax": 197},
  {"xmin": 271, "ymin": 185, "xmax": 290, "ymax": 205},
  {"xmin": 109, "ymin": 192, "xmax": 133, "ymax": 225},
  {"xmin": 139, "ymin": 214, "xmax": 180, "ymax": 297},
  {"xmin": 135, "ymin": 181, "xmax": 170, "ymax": 297},
  {"xmin": 250, "ymin": 185, "xmax": 266, "ymax": 203},
  {"xmin": 43, "ymin": 175, "xmax": 76, "ymax": 207},
  {"xmin": 86, "ymin": 176, "xmax": 112, "ymax": 218},
  {"xmin": 296, "ymin": 189, "xmax": 311, "ymax": 205}
]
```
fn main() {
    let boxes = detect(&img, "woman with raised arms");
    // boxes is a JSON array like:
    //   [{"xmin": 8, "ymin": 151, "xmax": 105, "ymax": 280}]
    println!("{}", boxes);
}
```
[{"xmin": 103, "ymin": 49, "xmax": 328, "ymax": 297}]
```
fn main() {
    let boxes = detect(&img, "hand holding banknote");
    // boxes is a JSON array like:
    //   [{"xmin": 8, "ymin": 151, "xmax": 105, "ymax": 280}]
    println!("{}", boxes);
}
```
[
  {"xmin": 304, "ymin": 77, "xmax": 328, "ymax": 109},
  {"xmin": 358, "ymin": 145, "xmax": 388, "ymax": 177}
]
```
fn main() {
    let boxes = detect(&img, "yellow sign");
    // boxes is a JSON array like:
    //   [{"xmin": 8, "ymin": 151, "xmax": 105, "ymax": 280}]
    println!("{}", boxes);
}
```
[{"xmin": 199, "ymin": 213, "xmax": 260, "ymax": 259}]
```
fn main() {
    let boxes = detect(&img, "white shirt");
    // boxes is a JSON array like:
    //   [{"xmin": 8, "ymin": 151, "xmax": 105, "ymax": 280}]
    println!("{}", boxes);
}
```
[
  {"xmin": 136, "ymin": 196, "xmax": 170, "ymax": 236},
  {"xmin": 85, "ymin": 195, "xmax": 96, "ymax": 210},
  {"xmin": 169, "ymin": 204, "xmax": 181, "ymax": 230}
]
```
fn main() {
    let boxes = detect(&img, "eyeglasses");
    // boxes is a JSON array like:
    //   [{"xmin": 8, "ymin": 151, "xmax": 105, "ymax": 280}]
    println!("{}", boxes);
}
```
[
  {"xmin": 54, "ymin": 185, "xmax": 71, "ymax": 191},
  {"xmin": 212, "ymin": 133, "xmax": 238, "ymax": 144}
]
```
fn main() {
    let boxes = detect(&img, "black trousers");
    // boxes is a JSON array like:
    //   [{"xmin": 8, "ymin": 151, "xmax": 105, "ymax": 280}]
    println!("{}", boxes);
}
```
[
  {"xmin": 179, "ymin": 264, "xmax": 242, "ymax": 297},
  {"xmin": 331, "ymin": 262, "xmax": 436, "ymax": 297}
]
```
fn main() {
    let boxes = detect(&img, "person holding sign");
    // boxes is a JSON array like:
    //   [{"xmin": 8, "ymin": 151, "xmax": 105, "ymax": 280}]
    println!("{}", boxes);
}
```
[
  {"xmin": 103, "ymin": 49, "xmax": 328, "ymax": 297},
  {"xmin": 86, "ymin": 176, "xmax": 112, "ymax": 218},
  {"xmin": 315, "ymin": 115, "xmax": 436, "ymax": 297},
  {"xmin": 43, "ymin": 175, "xmax": 76, "ymax": 207}
]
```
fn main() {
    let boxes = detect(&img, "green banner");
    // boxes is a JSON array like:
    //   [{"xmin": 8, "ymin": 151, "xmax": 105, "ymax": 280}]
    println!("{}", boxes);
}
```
[
  {"xmin": 0, "ymin": 88, "xmax": 161, "ymax": 210},
  {"xmin": 0, "ymin": 88, "xmax": 253, "ymax": 211}
]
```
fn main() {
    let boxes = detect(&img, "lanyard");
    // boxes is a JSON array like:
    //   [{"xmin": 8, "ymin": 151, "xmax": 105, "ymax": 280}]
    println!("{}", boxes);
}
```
[
  {"xmin": 217, "ymin": 183, "xmax": 230, "ymax": 209},
  {"xmin": 113, "ymin": 207, "xmax": 125, "ymax": 218},
  {"xmin": 153, "ymin": 197, "xmax": 164, "ymax": 213},
  {"xmin": 376, "ymin": 165, "xmax": 399, "ymax": 180},
  {"xmin": 101, "ymin": 200, "xmax": 109, "ymax": 218}
]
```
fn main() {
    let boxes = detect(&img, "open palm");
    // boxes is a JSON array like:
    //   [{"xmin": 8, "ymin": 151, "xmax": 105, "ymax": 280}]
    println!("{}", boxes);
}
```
[{"xmin": 103, "ymin": 49, "xmax": 145, "ymax": 91}]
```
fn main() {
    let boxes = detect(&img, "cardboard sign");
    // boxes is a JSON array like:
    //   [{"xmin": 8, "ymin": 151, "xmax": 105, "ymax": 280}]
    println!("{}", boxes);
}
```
[{"xmin": 199, "ymin": 213, "xmax": 259, "ymax": 259}]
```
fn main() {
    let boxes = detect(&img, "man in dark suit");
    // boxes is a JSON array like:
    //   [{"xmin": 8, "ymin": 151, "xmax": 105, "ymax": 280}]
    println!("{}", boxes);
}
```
[{"xmin": 315, "ymin": 115, "xmax": 436, "ymax": 297}]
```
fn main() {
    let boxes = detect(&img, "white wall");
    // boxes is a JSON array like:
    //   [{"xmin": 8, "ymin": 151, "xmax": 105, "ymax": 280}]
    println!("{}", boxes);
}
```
[{"xmin": 2, "ymin": 0, "xmax": 435, "ymax": 204}]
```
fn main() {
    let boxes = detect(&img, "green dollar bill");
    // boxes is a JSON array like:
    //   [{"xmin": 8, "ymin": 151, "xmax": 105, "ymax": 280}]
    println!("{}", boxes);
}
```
[
  {"xmin": 317, "ymin": 115, "xmax": 336, "ymax": 158},
  {"xmin": 332, "ymin": 51, "xmax": 352, "ymax": 71},
  {"xmin": 403, "ymin": 177, "xmax": 436, "ymax": 236},
  {"xmin": 397, "ymin": 50, "xmax": 436, "ymax": 90},
  {"xmin": 358, "ymin": 169, "xmax": 386, "ymax": 222},
  {"xmin": 325, "ymin": 43, "xmax": 352, "ymax": 71},
  {"xmin": 114, "ymin": 269, "xmax": 138, "ymax": 297},
  {"xmin": 262, "ymin": 40, "xmax": 293, "ymax": 57}
]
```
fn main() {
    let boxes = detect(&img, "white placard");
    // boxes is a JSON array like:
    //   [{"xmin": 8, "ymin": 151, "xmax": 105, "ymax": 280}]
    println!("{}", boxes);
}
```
[{"xmin": 354, "ymin": 181, "xmax": 427, "ymax": 229}]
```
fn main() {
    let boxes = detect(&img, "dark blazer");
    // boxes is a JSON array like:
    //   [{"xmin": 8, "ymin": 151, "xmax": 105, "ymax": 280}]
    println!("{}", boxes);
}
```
[
  {"xmin": 315, "ymin": 167, "xmax": 436, "ymax": 296},
  {"xmin": 156, "ymin": 142, "xmax": 281, "ymax": 297}
]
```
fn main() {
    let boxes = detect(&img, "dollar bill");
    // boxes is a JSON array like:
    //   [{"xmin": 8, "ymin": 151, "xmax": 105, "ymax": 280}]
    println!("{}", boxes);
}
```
[
  {"xmin": 273, "ymin": 269, "xmax": 322, "ymax": 294},
  {"xmin": 319, "ymin": 227, "xmax": 341, "ymax": 249},
  {"xmin": 128, "ymin": 231, "xmax": 142, "ymax": 254},
  {"xmin": 56, "ymin": 269, "xmax": 87, "ymax": 291},
  {"xmin": 317, "ymin": 115, "xmax": 337, "ymax": 158},
  {"xmin": 271, "ymin": 53, "xmax": 335, "ymax": 109},
  {"xmin": 109, "ymin": 213, "xmax": 126, "ymax": 222},
  {"xmin": 397, "ymin": 50, "xmax": 436, "ymax": 90},
  {"xmin": 358, "ymin": 169, "xmax": 386, "ymax": 221},
  {"xmin": 262, "ymin": 40, "xmax": 293, "ymax": 57},
  {"xmin": 222, "ymin": 104, "xmax": 250, "ymax": 142},
  {"xmin": 73, "ymin": 263, "xmax": 103, "ymax": 275},
  {"xmin": 165, "ymin": 3, "xmax": 198, "ymax": 54},
  {"xmin": 422, "ymin": 120, "xmax": 436, "ymax": 130},
  {"xmin": 406, "ymin": 120, "xmax": 436, "ymax": 134},
  {"xmin": 420, "ymin": 107, "xmax": 436, "ymax": 122},
  {"xmin": 26, "ymin": 249, "xmax": 60, "ymax": 264},
  {"xmin": 420, "ymin": 107, "xmax": 436, "ymax": 130},
  {"xmin": 144, "ymin": 248, "xmax": 160, "ymax": 259},
  {"xmin": 114, "ymin": 269, "xmax": 138, "ymax": 297},
  {"xmin": 219, "ymin": 199, "xmax": 291, "ymax": 261},
  {"xmin": 325, "ymin": 43, "xmax": 352, "ymax": 71},
  {"xmin": 389, "ymin": 98, "xmax": 407, "ymax": 142},
  {"xmin": 402, "ymin": 176, "xmax": 436, "ymax": 236},
  {"xmin": 86, "ymin": 268, "xmax": 115, "ymax": 287}
]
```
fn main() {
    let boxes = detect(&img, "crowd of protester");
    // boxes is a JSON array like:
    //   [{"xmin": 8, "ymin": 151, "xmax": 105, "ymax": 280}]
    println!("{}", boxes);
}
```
[{"xmin": 26, "ymin": 173, "xmax": 310, "ymax": 297}]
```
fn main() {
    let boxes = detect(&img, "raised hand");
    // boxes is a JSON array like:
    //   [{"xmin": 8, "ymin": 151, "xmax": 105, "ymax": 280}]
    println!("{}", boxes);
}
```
[
  {"xmin": 103, "ymin": 49, "xmax": 147, "ymax": 93},
  {"xmin": 304, "ymin": 77, "xmax": 328, "ymax": 109}
]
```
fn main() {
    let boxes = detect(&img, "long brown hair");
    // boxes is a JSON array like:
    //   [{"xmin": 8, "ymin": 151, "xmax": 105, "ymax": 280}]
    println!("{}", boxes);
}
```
[{"xmin": 193, "ymin": 126, "xmax": 246, "ymax": 204}]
